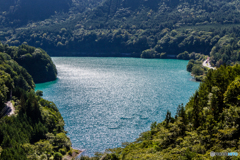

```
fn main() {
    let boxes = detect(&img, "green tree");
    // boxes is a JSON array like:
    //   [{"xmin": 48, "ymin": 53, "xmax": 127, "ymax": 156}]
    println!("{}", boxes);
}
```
[
  {"xmin": 187, "ymin": 61, "xmax": 194, "ymax": 72},
  {"xmin": 224, "ymin": 77, "xmax": 240, "ymax": 106},
  {"xmin": 165, "ymin": 110, "xmax": 172, "ymax": 127},
  {"xmin": 53, "ymin": 152, "xmax": 62, "ymax": 160},
  {"xmin": 192, "ymin": 65, "xmax": 204, "ymax": 76},
  {"xmin": 36, "ymin": 90, "xmax": 43, "ymax": 97},
  {"xmin": 192, "ymin": 91, "xmax": 200, "ymax": 129},
  {"xmin": 141, "ymin": 49, "xmax": 157, "ymax": 58},
  {"xmin": 177, "ymin": 51, "xmax": 190, "ymax": 60}
]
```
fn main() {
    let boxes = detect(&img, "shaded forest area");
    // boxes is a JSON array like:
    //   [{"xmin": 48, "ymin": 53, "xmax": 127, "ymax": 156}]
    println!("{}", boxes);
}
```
[
  {"xmin": 0, "ymin": 43, "xmax": 57, "ymax": 83},
  {"xmin": 0, "ymin": 48, "xmax": 79, "ymax": 159}
]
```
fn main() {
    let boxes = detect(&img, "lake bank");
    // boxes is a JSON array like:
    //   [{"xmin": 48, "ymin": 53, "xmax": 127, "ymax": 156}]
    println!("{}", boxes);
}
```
[{"xmin": 46, "ymin": 50, "xmax": 179, "ymax": 59}]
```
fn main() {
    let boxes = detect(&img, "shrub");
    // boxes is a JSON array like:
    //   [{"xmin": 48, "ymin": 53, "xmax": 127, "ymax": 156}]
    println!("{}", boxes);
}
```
[
  {"xmin": 36, "ymin": 90, "xmax": 43, "ymax": 97},
  {"xmin": 141, "ymin": 49, "xmax": 157, "ymax": 58},
  {"xmin": 160, "ymin": 52, "xmax": 167, "ymax": 58},
  {"xmin": 177, "ymin": 51, "xmax": 189, "ymax": 60},
  {"xmin": 53, "ymin": 152, "xmax": 62, "ymax": 160},
  {"xmin": 187, "ymin": 62, "xmax": 194, "ymax": 72},
  {"xmin": 192, "ymin": 65, "xmax": 204, "ymax": 76},
  {"xmin": 59, "ymin": 148, "xmax": 66, "ymax": 155},
  {"xmin": 68, "ymin": 149, "xmax": 73, "ymax": 156}
]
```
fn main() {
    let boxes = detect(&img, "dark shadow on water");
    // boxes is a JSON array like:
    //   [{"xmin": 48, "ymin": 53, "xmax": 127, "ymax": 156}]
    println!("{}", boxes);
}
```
[{"xmin": 35, "ymin": 78, "xmax": 59, "ymax": 90}]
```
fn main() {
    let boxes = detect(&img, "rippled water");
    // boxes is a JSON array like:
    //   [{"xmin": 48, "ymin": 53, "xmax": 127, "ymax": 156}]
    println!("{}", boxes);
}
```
[{"xmin": 35, "ymin": 57, "xmax": 200, "ymax": 156}]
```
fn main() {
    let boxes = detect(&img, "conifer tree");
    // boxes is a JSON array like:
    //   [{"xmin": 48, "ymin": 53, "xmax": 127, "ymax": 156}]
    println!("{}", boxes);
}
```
[{"xmin": 192, "ymin": 91, "xmax": 200, "ymax": 129}]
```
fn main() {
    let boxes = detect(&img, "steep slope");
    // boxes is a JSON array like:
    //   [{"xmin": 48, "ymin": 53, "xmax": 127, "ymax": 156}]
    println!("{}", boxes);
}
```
[
  {"xmin": 0, "ymin": 0, "xmax": 106, "ymax": 28},
  {"xmin": 0, "ymin": 43, "xmax": 57, "ymax": 83},
  {"xmin": 0, "ymin": 0, "xmax": 72, "ymax": 27},
  {"xmin": 77, "ymin": 0, "xmax": 240, "ymax": 29},
  {"xmin": 0, "ymin": 49, "xmax": 80, "ymax": 159}
]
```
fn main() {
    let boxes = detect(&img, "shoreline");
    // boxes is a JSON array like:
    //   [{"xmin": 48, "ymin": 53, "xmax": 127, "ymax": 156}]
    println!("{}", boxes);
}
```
[
  {"xmin": 63, "ymin": 148, "xmax": 85, "ymax": 160},
  {"xmin": 46, "ymin": 50, "xmax": 178, "ymax": 59}
]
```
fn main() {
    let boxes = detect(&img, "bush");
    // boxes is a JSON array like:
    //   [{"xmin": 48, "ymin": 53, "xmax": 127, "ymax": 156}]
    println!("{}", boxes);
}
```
[
  {"xmin": 187, "ymin": 62, "xmax": 194, "ymax": 72},
  {"xmin": 160, "ymin": 52, "xmax": 167, "ymax": 59},
  {"xmin": 177, "ymin": 51, "xmax": 189, "ymax": 60},
  {"xmin": 192, "ymin": 65, "xmax": 204, "ymax": 76},
  {"xmin": 53, "ymin": 152, "xmax": 62, "ymax": 160},
  {"xmin": 68, "ymin": 149, "xmax": 73, "ymax": 156},
  {"xmin": 195, "ymin": 75, "xmax": 204, "ymax": 81},
  {"xmin": 141, "ymin": 49, "xmax": 157, "ymax": 58},
  {"xmin": 224, "ymin": 77, "xmax": 240, "ymax": 105},
  {"xmin": 36, "ymin": 90, "xmax": 43, "ymax": 97},
  {"xmin": 59, "ymin": 148, "xmax": 66, "ymax": 155}
]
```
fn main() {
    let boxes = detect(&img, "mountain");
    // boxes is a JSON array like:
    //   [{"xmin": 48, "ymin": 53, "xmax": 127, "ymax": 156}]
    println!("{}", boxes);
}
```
[
  {"xmin": 0, "ymin": 0, "xmax": 105, "ymax": 28},
  {"xmin": 0, "ymin": 0, "xmax": 239, "ymax": 67},
  {"xmin": 80, "ymin": 0, "xmax": 240, "ymax": 29},
  {"xmin": 0, "ymin": 0, "xmax": 72, "ymax": 27}
]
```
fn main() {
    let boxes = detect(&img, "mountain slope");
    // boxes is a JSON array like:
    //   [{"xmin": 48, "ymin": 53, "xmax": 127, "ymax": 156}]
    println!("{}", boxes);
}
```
[
  {"xmin": 0, "ymin": 43, "xmax": 57, "ymax": 83},
  {"xmin": 80, "ymin": 0, "xmax": 240, "ymax": 29},
  {"xmin": 0, "ymin": 0, "xmax": 71, "ymax": 27},
  {"xmin": 0, "ymin": 51, "xmax": 71, "ymax": 159},
  {"xmin": 1, "ymin": 0, "xmax": 240, "ymax": 68}
]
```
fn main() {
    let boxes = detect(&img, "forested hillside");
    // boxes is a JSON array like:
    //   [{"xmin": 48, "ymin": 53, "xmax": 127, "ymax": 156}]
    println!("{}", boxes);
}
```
[
  {"xmin": 0, "ymin": 0, "xmax": 104, "ymax": 28},
  {"xmin": 80, "ymin": 0, "xmax": 240, "ymax": 29},
  {"xmin": 1, "ymin": 0, "xmax": 240, "ymax": 70},
  {"xmin": 0, "ymin": 43, "xmax": 57, "ymax": 83},
  {"xmin": 0, "ymin": 0, "xmax": 72, "ymax": 27},
  {"xmin": 0, "ymin": 50, "xmax": 79, "ymax": 159},
  {"xmin": 79, "ymin": 64, "xmax": 240, "ymax": 160}
]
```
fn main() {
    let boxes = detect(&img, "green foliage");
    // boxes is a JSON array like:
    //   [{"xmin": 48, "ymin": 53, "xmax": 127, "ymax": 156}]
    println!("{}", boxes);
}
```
[
  {"xmin": 141, "ymin": 49, "xmax": 157, "ymax": 58},
  {"xmin": 223, "ymin": 77, "xmax": 240, "ymax": 106},
  {"xmin": 150, "ymin": 121, "xmax": 157, "ymax": 130},
  {"xmin": 0, "ymin": 52, "xmax": 35, "ymax": 110},
  {"xmin": 165, "ymin": 110, "xmax": 173, "ymax": 127},
  {"xmin": 0, "ymin": 48, "xmax": 70, "ymax": 159},
  {"xmin": 186, "ymin": 58, "xmax": 208, "ymax": 81},
  {"xmin": 53, "ymin": 152, "xmax": 62, "ymax": 160},
  {"xmin": 0, "ymin": 0, "xmax": 72, "ymax": 27},
  {"xmin": 2, "ymin": 0, "xmax": 240, "ymax": 63},
  {"xmin": 36, "ymin": 90, "xmax": 43, "ymax": 97},
  {"xmin": 177, "ymin": 51, "xmax": 190, "ymax": 60},
  {"xmin": 192, "ymin": 65, "xmax": 204, "ymax": 76},
  {"xmin": 186, "ymin": 61, "xmax": 194, "ymax": 72},
  {"xmin": 0, "ymin": 44, "xmax": 57, "ymax": 83}
]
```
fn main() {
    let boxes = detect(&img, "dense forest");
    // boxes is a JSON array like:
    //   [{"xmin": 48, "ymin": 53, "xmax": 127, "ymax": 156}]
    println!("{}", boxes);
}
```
[
  {"xmin": 1, "ymin": 0, "xmax": 240, "ymax": 70},
  {"xmin": 0, "ymin": 47, "xmax": 80, "ymax": 159},
  {"xmin": 0, "ymin": 43, "xmax": 57, "ymax": 83},
  {"xmin": 0, "ymin": 0, "xmax": 72, "ymax": 27},
  {"xmin": 78, "ymin": 63, "xmax": 240, "ymax": 160}
]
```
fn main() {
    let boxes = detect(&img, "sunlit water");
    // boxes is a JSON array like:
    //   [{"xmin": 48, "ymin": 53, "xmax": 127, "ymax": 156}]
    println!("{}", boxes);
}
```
[{"xmin": 35, "ymin": 57, "xmax": 200, "ymax": 156}]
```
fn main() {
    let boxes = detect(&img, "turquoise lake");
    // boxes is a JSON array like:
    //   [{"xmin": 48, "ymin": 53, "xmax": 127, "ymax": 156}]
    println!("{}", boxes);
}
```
[{"xmin": 35, "ymin": 57, "xmax": 200, "ymax": 156}]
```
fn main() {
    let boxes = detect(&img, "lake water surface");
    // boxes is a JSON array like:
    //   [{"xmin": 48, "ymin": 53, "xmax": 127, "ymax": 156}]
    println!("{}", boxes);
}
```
[{"xmin": 35, "ymin": 57, "xmax": 200, "ymax": 156}]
